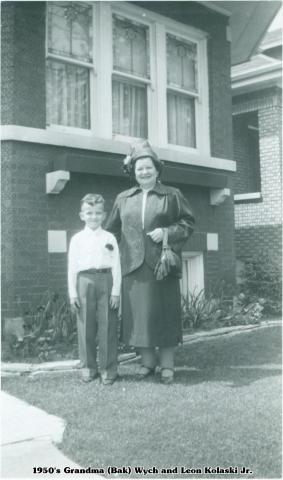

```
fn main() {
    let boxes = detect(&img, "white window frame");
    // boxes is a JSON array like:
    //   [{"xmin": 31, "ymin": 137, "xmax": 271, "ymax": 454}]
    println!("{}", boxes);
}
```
[
  {"xmin": 45, "ymin": 1, "xmax": 211, "ymax": 158},
  {"xmin": 180, "ymin": 252, "xmax": 204, "ymax": 298},
  {"xmin": 164, "ymin": 29, "xmax": 208, "ymax": 154},
  {"xmin": 45, "ymin": 1, "xmax": 95, "ymax": 134},
  {"xmin": 110, "ymin": 7, "xmax": 154, "ymax": 143},
  {"xmin": 107, "ymin": 1, "xmax": 210, "ymax": 156}
]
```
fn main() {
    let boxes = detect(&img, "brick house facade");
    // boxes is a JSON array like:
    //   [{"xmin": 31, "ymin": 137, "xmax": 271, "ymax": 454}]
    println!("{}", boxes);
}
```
[
  {"xmin": 232, "ymin": 30, "xmax": 282, "ymax": 264},
  {"xmin": 2, "ymin": 1, "xmax": 241, "ymax": 318}
]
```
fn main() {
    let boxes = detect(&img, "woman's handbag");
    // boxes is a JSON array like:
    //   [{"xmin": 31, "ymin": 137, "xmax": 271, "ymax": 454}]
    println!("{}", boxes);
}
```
[{"xmin": 154, "ymin": 228, "xmax": 182, "ymax": 281}]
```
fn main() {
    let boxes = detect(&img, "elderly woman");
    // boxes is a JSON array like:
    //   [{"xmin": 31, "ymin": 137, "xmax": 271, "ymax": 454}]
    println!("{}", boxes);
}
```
[{"xmin": 106, "ymin": 140, "xmax": 194, "ymax": 384}]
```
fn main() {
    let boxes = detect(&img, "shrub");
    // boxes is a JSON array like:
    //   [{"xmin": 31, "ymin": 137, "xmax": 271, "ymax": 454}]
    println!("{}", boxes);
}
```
[
  {"xmin": 3, "ymin": 291, "xmax": 129, "ymax": 361},
  {"xmin": 3, "ymin": 291, "xmax": 78, "ymax": 362},
  {"xmin": 239, "ymin": 251, "xmax": 282, "ymax": 315},
  {"xmin": 181, "ymin": 280, "xmax": 266, "ymax": 331}
]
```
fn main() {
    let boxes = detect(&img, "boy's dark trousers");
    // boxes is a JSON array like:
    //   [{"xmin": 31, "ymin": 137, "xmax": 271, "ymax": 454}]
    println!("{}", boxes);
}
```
[{"xmin": 76, "ymin": 271, "xmax": 118, "ymax": 380}]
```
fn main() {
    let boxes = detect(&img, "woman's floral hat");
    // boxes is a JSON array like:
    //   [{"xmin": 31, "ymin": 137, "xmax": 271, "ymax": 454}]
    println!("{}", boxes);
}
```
[{"xmin": 123, "ymin": 140, "xmax": 162, "ymax": 176}]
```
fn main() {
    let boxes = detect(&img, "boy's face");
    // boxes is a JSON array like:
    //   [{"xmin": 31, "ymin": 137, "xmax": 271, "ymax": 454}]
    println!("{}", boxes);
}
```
[{"xmin": 79, "ymin": 202, "xmax": 105, "ymax": 230}]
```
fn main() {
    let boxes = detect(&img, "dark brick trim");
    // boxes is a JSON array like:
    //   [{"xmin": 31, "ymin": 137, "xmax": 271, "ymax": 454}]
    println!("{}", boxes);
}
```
[{"xmin": 53, "ymin": 153, "xmax": 229, "ymax": 189}]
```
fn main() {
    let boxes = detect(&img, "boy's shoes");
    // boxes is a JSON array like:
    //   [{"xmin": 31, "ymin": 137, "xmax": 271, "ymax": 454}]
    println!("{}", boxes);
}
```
[
  {"xmin": 160, "ymin": 368, "xmax": 174, "ymax": 385},
  {"xmin": 81, "ymin": 369, "xmax": 98, "ymax": 383},
  {"xmin": 136, "ymin": 366, "xmax": 155, "ymax": 380}
]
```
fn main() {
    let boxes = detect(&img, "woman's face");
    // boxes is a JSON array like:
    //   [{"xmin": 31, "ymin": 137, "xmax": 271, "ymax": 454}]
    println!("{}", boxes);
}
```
[{"xmin": 134, "ymin": 157, "xmax": 158, "ymax": 189}]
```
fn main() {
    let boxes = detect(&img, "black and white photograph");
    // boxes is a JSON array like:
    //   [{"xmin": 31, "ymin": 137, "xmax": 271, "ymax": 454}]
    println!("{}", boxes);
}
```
[{"xmin": 1, "ymin": 1, "xmax": 282, "ymax": 479}]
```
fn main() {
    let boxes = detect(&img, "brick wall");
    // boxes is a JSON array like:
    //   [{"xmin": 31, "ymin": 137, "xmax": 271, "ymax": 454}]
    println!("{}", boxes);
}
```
[
  {"xmin": 1, "ymin": 142, "xmax": 16, "ymax": 315},
  {"xmin": 235, "ymin": 225, "xmax": 282, "ymax": 261},
  {"xmin": 206, "ymin": 23, "xmax": 233, "ymax": 160},
  {"xmin": 1, "ymin": 3, "xmax": 15, "ymax": 125},
  {"xmin": 1, "ymin": 2, "xmax": 46, "ymax": 127},
  {"xmin": 233, "ymin": 88, "xmax": 282, "ymax": 260},
  {"xmin": 1, "ymin": 141, "xmax": 51, "ymax": 315}
]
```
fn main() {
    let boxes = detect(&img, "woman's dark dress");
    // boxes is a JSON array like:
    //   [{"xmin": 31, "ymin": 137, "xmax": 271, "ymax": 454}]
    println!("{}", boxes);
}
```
[{"xmin": 106, "ymin": 183, "xmax": 194, "ymax": 348}]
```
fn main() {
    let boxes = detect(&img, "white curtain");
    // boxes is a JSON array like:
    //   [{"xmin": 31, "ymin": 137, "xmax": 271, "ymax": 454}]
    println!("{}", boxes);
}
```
[
  {"xmin": 47, "ymin": 60, "xmax": 90, "ymax": 128},
  {"xmin": 167, "ymin": 92, "xmax": 196, "ymax": 147},
  {"xmin": 112, "ymin": 80, "xmax": 147, "ymax": 138}
]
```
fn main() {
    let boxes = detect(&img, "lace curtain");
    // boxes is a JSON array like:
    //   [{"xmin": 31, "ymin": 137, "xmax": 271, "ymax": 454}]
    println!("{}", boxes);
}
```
[
  {"xmin": 112, "ymin": 80, "xmax": 147, "ymax": 137},
  {"xmin": 46, "ymin": 60, "xmax": 90, "ymax": 128},
  {"xmin": 167, "ymin": 34, "xmax": 197, "ymax": 147},
  {"xmin": 167, "ymin": 92, "xmax": 196, "ymax": 147}
]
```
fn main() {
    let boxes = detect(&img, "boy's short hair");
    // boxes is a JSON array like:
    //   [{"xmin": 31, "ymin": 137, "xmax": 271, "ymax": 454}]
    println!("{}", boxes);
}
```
[{"xmin": 80, "ymin": 194, "xmax": 105, "ymax": 209}]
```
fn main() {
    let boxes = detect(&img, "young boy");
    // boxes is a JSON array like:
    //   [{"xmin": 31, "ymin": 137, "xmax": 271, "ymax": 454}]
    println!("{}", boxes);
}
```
[{"xmin": 68, "ymin": 194, "xmax": 121, "ymax": 385}]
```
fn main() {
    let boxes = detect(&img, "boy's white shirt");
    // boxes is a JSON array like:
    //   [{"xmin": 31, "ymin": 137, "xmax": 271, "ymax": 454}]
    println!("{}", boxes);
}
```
[{"xmin": 68, "ymin": 226, "xmax": 121, "ymax": 300}]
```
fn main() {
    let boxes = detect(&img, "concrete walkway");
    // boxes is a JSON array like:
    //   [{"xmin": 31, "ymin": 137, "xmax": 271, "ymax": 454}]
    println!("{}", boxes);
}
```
[{"xmin": 1, "ymin": 391, "xmax": 100, "ymax": 479}]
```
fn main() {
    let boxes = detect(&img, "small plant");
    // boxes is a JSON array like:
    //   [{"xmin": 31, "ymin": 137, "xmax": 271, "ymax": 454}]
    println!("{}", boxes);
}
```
[
  {"xmin": 181, "ymin": 285, "xmax": 232, "ymax": 330},
  {"xmin": 222, "ymin": 293, "xmax": 265, "ymax": 326}
]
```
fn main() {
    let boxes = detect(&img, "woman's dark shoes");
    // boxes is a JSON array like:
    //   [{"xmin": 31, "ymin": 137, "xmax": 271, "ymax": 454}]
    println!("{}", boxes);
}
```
[
  {"xmin": 160, "ymin": 369, "xmax": 174, "ymax": 385},
  {"xmin": 136, "ymin": 365, "xmax": 155, "ymax": 379},
  {"xmin": 101, "ymin": 375, "xmax": 118, "ymax": 386}
]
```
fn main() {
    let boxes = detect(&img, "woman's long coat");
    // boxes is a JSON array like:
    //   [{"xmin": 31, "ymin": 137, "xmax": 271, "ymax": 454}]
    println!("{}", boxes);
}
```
[{"xmin": 106, "ymin": 183, "xmax": 195, "ymax": 347}]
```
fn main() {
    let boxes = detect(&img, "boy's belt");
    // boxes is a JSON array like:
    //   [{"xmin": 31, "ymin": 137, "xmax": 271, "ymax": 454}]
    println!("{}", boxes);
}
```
[{"xmin": 79, "ymin": 268, "xmax": 111, "ymax": 274}]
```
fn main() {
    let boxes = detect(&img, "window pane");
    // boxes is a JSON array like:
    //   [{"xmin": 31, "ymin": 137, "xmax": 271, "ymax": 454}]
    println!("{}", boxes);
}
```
[
  {"xmin": 46, "ymin": 60, "xmax": 90, "ymax": 128},
  {"xmin": 48, "ymin": 2, "xmax": 92, "ymax": 62},
  {"xmin": 167, "ymin": 34, "xmax": 197, "ymax": 92},
  {"xmin": 167, "ymin": 92, "xmax": 196, "ymax": 147},
  {"xmin": 112, "ymin": 79, "xmax": 147, "ymax": 138},
  {"xmin": 113, "ymin": 15, "xmax": 150, "ymax": 78}
]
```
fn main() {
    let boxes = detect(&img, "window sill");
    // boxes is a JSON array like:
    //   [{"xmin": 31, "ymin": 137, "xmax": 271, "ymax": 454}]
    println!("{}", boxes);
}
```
[
  {"xmin": 1, "ymin": 125, "xmax": 236, "ymax": 172},
  {"xmin": 234, "ymin": 192, "xmax": 262, "ymax": 203},
  {"xmin": 46, "ymin": 125, "xmax": 93, "ymax": 136}
]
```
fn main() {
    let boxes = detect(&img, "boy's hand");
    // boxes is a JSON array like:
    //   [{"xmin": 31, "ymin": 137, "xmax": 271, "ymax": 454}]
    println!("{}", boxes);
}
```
[
  {"xmin": 110, "ymin": 295, "xmax": 120, "ymax": 310},
  {"xmin": 70, "ymin": 298, "xmax": 80, "ymax": 313}
]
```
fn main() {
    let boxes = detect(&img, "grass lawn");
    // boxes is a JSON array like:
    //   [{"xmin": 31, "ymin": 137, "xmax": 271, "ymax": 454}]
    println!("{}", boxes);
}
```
[{"xmin": 2, "ymin": 326, "xmax": 282, "ymax": 478}]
